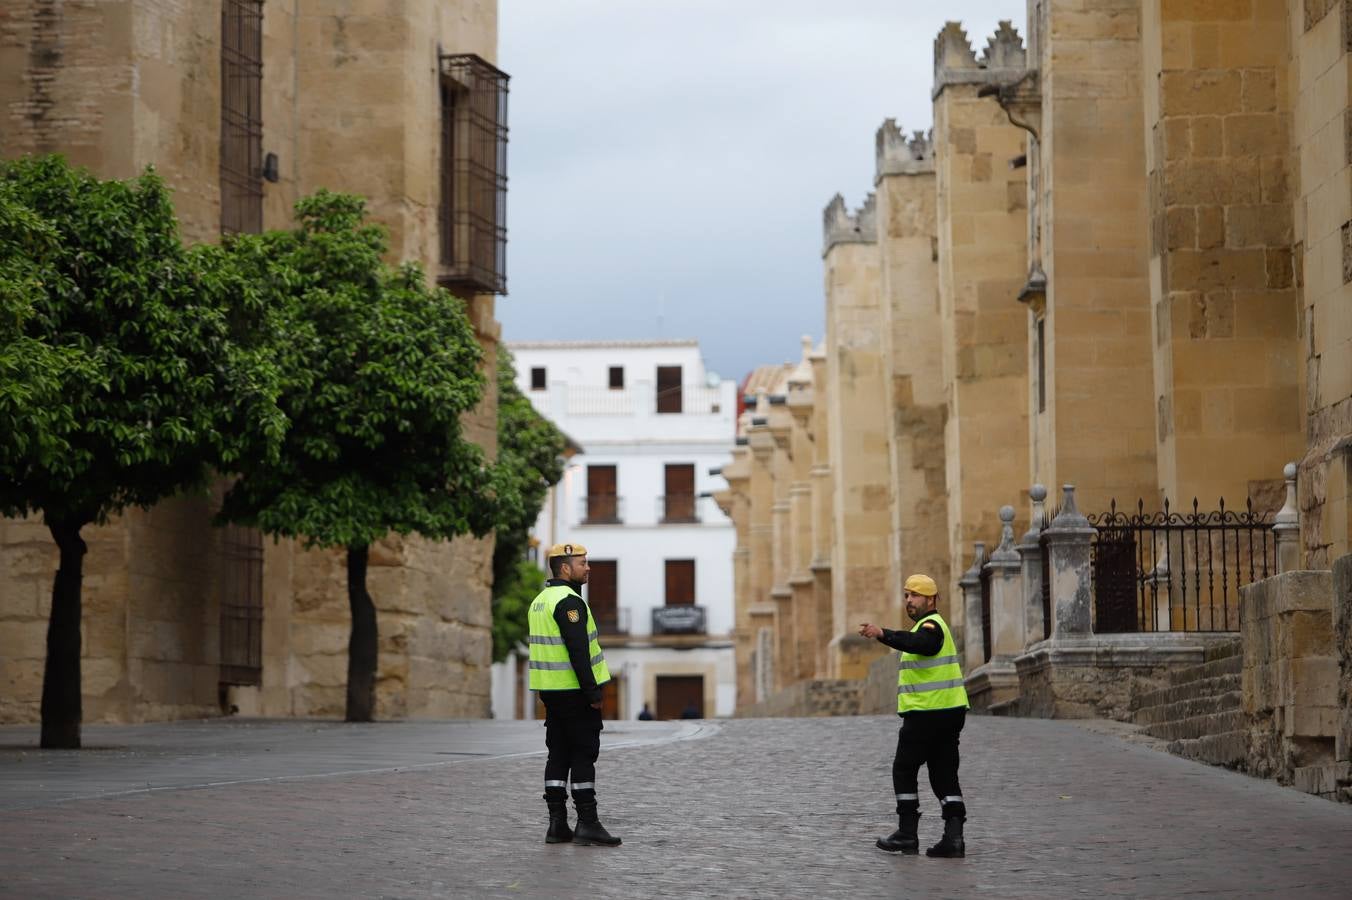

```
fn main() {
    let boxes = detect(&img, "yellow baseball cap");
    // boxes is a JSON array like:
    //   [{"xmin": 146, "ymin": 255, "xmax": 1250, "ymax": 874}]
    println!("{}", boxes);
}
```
[
  {"xmin": 546, "ymin": 542, "xmax": 588, "ymax": 560},
  {"xmin": 903, "ymin": 574, "xmax": 939, "ymax": 596}
]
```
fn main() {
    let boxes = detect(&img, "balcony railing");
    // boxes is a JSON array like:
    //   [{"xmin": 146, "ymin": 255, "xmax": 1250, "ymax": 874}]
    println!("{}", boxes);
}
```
[
  {"xmin": 651, "ymin": 605, "xmax": 707, "ymax": 635},
  {"xmin": 580, "ymin": 494, "xmax": 623, "ymax": 525},
  {"xmin": 593, "ymin": 607, "xmax": 630, "ymax": 636},
  {"xmin": 658, "ymin": 493, "xmax": 699, "ymax": 524}
]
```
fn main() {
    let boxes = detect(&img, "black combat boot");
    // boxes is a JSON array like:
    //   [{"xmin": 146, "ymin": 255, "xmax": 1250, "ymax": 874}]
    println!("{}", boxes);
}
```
[
  {"xmin": 876, "ymin": 811, "xmax": 921, "ymax": 854},
  {"xmin": 545, "ymin": 798, "xmax": 573, "ymax": 844},
  {"xmin": 925, "ymin": 813, "xmax": 965, "ymax": 858},
  {"xmin": 572, "ymin": 797, "xmax": 622, "ymax": 847}
]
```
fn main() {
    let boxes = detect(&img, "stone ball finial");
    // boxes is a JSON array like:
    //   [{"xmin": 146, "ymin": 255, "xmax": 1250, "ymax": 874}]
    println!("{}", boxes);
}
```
[
  {"xmin": 1283, "ymin": 462, "xmax": 1297, "ymax": 480},
  {"xmin": 1030, "ymin": 483, "xmax": 1047, "ymax": 502},
  {"xmin": 999, "ymin": 504, "xmax": 1015, "ymax": 524}
]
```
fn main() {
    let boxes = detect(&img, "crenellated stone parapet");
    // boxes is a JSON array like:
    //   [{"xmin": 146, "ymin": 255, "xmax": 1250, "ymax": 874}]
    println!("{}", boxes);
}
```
[
  {"xmin": 821, "ymin": 192, "xmax": 877, "ymax": 255},
  {"xmin": 875, "ymin": 118, "xmax": 934, "ymax": 179},
  {"xmin": 933, "ymin": 19, "xmax": 1029, "ymax": 100}
]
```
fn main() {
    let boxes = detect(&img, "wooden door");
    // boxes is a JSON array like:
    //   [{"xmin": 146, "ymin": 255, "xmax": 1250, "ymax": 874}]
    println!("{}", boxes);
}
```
[
  {"xmin": 664, "ymin": 464, "xmax": 696, "ymax": 521},
  {"xmin": 601, "ymin": 677, "xmax": 621, "ymax": 720},
  {"xmin": 655, "ymin": 675, "xmax": 704, "ymax": 720},
  {"xmin": 664, "ymin": 559, "xmax": 696, "ymax": 605},
  {"xmin": 586, "ymin": 464, "xmax": 617, "ymax": 522},
  {"xmin": 587, "ymin": 560, "xmax": 619, "ymax": 632},
  {"xmin": 656, "ymin": 365, "xmax": 682, "ymax": 413}
]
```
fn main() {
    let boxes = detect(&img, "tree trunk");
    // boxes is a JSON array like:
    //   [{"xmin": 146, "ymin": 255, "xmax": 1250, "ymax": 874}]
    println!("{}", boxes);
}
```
[
  {"xmin": 345, "ymin": 544, "xmax": 378, "ymax": 723},
  {"xmin": 41, "ymin": 518, "xmax": 87, "ymax": 749}
]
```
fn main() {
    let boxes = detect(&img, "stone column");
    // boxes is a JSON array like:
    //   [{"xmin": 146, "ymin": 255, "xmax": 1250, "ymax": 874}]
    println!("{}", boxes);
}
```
[
  {"xmin": 1017, "ymin": 484, "xmax": 1047, "ymax": 648},
  {"xmin": 1043, "ymin": 485, "xmax": 1094, "ymax": 638},
  {"xmin": 986, "ymin": 505, "xmax": 1024, "ymax": 659},
  {"xmin": 1274, "ymin": 462, "xmax": 1300, "ymax": 574},
  {"xmin": 959, "ymin": 542, "xmax": 987, "ymax": 672}
]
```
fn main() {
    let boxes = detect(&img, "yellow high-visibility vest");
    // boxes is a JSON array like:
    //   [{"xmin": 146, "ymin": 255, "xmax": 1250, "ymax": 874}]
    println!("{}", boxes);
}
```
[
  {"xmin": 897, "ymin": 612, "xmax": 969, "ymax": 714},
  {"xmin": 528, "ymin": 585, "xmax": 611, "ymax": 691}
]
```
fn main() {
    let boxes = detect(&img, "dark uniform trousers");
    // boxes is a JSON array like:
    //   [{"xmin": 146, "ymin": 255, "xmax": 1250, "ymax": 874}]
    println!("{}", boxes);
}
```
[
  {"xmin": 542, "ymin": 693, "xmax": 603, "ymax": 803},
  {"xmin": 893, "ymin": 706, "xmax": 966, "ymax": 819}
]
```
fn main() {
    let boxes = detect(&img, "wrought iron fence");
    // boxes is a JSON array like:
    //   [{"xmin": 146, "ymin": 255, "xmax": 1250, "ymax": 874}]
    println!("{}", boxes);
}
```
[
  {"xmin": 658, "ymin": 493, "xmax": 699, "ymax": 523},
  {"xmin": 219, "ymin": 525, "xmax": 263, "ymax": 685},
  {"xmin": 594, "ymin": 607, "xmax": 630, "ymax": 636},
  {"xmin": 1089, "ymin": 497, "xmax": 1275, "ymax": 633}
]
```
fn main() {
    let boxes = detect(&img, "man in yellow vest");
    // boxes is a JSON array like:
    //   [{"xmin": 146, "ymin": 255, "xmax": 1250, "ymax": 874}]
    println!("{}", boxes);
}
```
[
  {"xmin": 528, "ymin": 542, "xmax": 620, "ymax": 847},
  {"xmin": 858, "ymin": 573, "xmax": 969, "ymax": 858}
]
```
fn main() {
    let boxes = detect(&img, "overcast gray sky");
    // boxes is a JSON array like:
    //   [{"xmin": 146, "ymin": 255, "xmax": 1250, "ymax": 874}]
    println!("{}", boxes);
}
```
[{"xmin": 497, "ymin": 0, "xmax": 1019, "ymax": 382}]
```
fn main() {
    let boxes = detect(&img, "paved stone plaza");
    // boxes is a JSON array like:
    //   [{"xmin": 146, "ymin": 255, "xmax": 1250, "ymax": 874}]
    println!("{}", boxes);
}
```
[{"xmin": 2, "ymin": 715, "xmax": 1350, "ymax": 899}]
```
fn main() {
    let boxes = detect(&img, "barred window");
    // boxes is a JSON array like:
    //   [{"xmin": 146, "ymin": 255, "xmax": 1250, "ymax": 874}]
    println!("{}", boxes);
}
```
[
  {"xmin": 220, "ymin": 0, "xmax": 264, "ymax": 236},
  {"xmin": 439, "ymin": 53, "xmax": 509, "ymax": 295}
]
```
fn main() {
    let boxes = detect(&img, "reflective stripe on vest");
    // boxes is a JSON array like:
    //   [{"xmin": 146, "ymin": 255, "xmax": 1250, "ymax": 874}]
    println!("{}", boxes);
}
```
[
  {"xmin": 527, "ymin": 585, "xmax": 612, "ymax": 691},
  {"xmin": 897, "ymin": 613, "xmax": 969, "ymax": 713}
]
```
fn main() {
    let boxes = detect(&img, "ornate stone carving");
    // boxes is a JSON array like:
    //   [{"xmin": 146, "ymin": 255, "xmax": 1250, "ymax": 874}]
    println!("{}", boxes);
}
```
[{"xmin": 933, "ymin": 19, "xmax": 1028, "ymax": 99}]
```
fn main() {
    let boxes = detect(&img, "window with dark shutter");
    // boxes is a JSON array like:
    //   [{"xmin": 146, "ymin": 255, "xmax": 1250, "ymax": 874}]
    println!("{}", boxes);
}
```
[
  {"xmin": 664, "ymin": 559, "xmax": 696, "ymax": 606},
  {"xmin": 662, "ymin": 464, "xmax": 696, "ymax": 522},
  {"xmin": 609, "ymin": 366, "xmax": 624, "ymax": 390},
  {"xmin": 586, "ymin": 465, "xmax": 618, "ymax": 523},
  {"xmin": 587, "ymin": 560, "xmax": 619, "ymax": 633},
  {"xmin": 530, "ymin": 366, "xmax": 546, "ymax": 391}
]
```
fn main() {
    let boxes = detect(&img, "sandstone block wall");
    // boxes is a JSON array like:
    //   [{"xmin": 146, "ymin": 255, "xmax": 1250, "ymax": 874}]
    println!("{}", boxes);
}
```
[
  {"xmin": 0, "ymin": 0, "xmax": 501, "ymax": 725},
  {"xmin": 1144, "ymin": 0, "xmax": 1304, "ymax": 507},
  {"xmin": 1241, "ymin": 570, "xmax": 1337, "ymax": 785},
  {"xmin": 1292, "ymin": 0, "xmax": 1352, "ymax": 567}
]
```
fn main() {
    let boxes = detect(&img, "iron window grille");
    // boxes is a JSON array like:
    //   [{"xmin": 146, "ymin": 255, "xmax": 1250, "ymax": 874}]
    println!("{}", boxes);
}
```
[
  {"xmin": 219, "ymin": 525, "xmax": 264, "ymax": 686},
  {"xmin": 438, "ymin": 52, "xmax": 509, "ymax": 295},
  {"xmin": 220, "ymin": 0, "xmax": 264, "ymax": 236}
]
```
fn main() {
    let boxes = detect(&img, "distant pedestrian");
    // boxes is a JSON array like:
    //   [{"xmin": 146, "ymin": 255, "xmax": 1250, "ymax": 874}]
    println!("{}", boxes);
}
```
[
  {"xmin": 529, "ymin": 543, "xmax": 621, "ymax": 847},
  {"xmin": 857, "ymin": 574, "xmax": 969, "ymax": 858},
  {"xmin": 637, "ymin": 703, "xmax": 654, "ymax": 721},
  {"xmin": 679, "ymin": 703, "xmax": 701, "ymax": 719}
]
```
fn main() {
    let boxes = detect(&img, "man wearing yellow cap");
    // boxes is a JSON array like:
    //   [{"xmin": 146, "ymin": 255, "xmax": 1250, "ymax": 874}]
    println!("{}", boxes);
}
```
[
  {"xmin": 858, "ymin": 573, "xmax": 970, "ymax": 858},
  {"xmin": 528, "ymin": 543, "xmax": 621, "ymax": 847}
]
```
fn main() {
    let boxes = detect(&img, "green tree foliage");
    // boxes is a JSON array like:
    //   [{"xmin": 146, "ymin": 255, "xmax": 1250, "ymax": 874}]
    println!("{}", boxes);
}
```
[
  {"xmin": 218, "ymin": 190, "xmax": 497, "ymax": 721},
  {"xmin": 0, "ymin": 155, "xmax": 284, "ymax": 748},
  {"xmin": 490, "ymin": 349, "xmax": 569, "ymax": 662}
]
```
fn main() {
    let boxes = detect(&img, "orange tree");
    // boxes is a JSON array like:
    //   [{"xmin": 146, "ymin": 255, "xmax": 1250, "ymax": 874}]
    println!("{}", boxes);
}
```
[
  {"xmin": 218, "ymin": 191, "xmax": 497, "ymax": 722},
  {"xmin": 0, "ymin": 156, "xmax": 283, "ymax": 748}
]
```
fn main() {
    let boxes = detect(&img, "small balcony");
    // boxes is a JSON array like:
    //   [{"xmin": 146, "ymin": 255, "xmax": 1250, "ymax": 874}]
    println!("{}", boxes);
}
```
[
  {"xmin": 593, "ymin": 607, "xmax": 630, "ymax": 636},
  {"xmin": 651, "ymin": 605, "xmax": 707, "ymax": 635},
  {"xmin": 658, "ymin": 493, "xmax": 700, "ymax": 524},
  {"xmin": 580, "ymin": 494, "xmax": 623, "ymax": 525}
]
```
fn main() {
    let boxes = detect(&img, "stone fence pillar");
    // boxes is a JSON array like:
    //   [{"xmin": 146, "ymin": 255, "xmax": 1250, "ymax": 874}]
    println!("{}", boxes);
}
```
[
  {"xmin": 1017, "ymin": 484, "xmax": 1047, "ymax": 649},
  {"xmin": 960, "ymin": 541, "xmax": 987, "ymax": 671},
  {"xmin": 1043, "ymin": 484, "xmax": 1094, "ymax": 638},
  {"xmin": 986, "ymin": 505, "xmax": 1024, "ymax": 658},
  {"xmin": 1274, "ymin": 462, "xmax": 1300, "ymax": 574}
]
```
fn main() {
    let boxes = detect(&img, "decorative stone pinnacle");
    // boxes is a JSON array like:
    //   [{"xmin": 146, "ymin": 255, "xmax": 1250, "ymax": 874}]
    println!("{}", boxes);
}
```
[
  {"xmin": 1022, "ymin": 483, "xmax": 1047, "ymax": 545},
  {"xmin": 1047, "ymin": 484, "xmax": 1092, "ymax": 532},
  {"xmin": 960, "ymin": 540, "xmax": 987, "ymax": 586},
  {"xmin": 933, "ymin": 19, "xmax": 1030, "ymax": 100},
  {"xmin": 876, "ymin": 119, "xmax": 935, "ymax": 179},
  {"xmin": 1274, "ymin": 462, "xmax": 1299, "ymax": 527},
  {"xmin": 991, "ymin": 505, "xmax": 1020, "ymax": 563},
  {"xmin": 754, "ymin": 388, "xmax": 769, "ymax": 416},
  {"xmin": 787, "ymin": 335, "xmax": 814, "ymax": 387},
  {"xmin": 822, "ymin": 191, "xmax": 877, "ymax": 255}
]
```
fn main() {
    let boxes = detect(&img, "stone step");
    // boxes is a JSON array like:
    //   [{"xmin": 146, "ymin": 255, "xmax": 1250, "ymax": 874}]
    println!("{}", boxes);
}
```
[
  {"xmin": 1134, "ymin": 690, "xmax": 1243, "ymax": 727},
  {"xmin": 1167, "ymin": 730, "xmax": 1248, "ymax": 768},
  {"xmin": 1166, "ymin": 652, "xmax": 1243, "ymax": 686},
  {"xmin": 1134, "ymin": 674, "xmax": 1241, "ymax": 712},
  {"xmin": 1143, "ymin": 709, "xmax": 1246, "ymax": 741},
  {"xmin": 1204, "ymin": 638, "xmax": 1243, "ymax": 662}
]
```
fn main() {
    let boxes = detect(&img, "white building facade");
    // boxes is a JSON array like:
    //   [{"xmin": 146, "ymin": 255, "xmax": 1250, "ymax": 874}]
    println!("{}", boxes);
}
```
[{"xmin": 491, "ymin": 340, "xmax": 738, "ymax": 721}]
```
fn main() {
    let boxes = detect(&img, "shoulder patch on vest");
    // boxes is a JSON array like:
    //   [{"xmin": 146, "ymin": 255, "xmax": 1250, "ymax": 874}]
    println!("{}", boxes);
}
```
[
  {"xmin": 566, "ymin": 608, "xmax": 581, "ymax": 623},
  {"xmin": 921, "ymin": 621, "xmax": 939, "ymax": 630}
]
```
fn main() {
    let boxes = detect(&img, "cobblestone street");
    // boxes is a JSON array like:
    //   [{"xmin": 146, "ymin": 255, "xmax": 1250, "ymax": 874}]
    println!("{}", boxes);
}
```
[{"xmin": 2, "ymin": 715, "xmax": 1351, "ymax": 899}]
